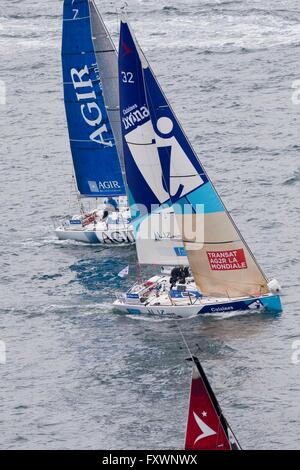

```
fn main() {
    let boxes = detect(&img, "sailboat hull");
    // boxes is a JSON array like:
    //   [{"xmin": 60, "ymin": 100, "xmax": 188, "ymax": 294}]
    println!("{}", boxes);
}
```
[
  {"xmin": 55, "ymin": 224, "xmax": 135, "ymax": 245},
  {"xmin": 113, "ymin": 274, "xmax": 282, "ymax": 318},
  {"xmin": 54, "ymin": 204, "xmax": 135, "ymax": 245},
  {"xmin": 55, "ymin": 226, "xmax": 100, "ymax": 244},
  {"xmin": 113, "ymin": 294, "xmax": 282, "ymax": 318}
]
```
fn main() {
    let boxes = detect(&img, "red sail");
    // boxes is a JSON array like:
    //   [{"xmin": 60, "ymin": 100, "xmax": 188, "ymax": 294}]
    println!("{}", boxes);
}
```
[{"xmin": 185, "ymin": 357, "xmax": 240, "ymax": 450}]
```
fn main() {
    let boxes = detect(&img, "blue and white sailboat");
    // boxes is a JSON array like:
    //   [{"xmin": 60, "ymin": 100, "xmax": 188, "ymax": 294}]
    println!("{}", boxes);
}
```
[
  {"xmin": 55, "ymin": 0, "xmax": 134, "ymax": 245},
  {"xmin": 113, "ymin": 18, "xmax": 282, "ymax": 317}
]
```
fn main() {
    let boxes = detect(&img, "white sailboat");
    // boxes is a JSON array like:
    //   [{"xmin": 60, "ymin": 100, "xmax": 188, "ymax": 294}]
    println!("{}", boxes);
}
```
[
  {"xmin": 55, "ymin": 0, "xmax": 134, "ymax": 245},
  {"xmin": 113, "ymin": 18, "xmax": 282, "ymax": 318}
]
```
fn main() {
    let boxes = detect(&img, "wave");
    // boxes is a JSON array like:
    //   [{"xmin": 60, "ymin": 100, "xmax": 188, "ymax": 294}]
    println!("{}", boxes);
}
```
[
  {"xmin": 283, "ymin": 169, "xmax": 300, "ymax": 185},
  {"xmin": 0, "ymin": 14, "xmax": 60, "ymax": 20},
  {"xmin": 124, "ymin": 311, "xmax": 199, "ymax": 321}
]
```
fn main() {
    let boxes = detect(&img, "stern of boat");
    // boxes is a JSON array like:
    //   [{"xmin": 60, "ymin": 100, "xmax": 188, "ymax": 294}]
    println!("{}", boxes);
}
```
[{"xmin": 258, "ymin": 294, "xmax": 282, "ymax": 313}]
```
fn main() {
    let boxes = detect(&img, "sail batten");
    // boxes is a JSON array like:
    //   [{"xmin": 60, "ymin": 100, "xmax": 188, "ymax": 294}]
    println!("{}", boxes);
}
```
[{"xmin": 62, "ymin": 0, "xmax": 125, "ymax": 197}]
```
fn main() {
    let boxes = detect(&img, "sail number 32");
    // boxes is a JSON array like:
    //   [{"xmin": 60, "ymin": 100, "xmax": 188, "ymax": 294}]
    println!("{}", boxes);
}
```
[{"xmin": 121, "ymin": 71, "xmax": 134, "ymax": 83}]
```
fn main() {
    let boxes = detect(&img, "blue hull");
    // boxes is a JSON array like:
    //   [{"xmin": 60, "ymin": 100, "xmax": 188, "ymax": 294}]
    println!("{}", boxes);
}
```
[
  {"xmin": 198, "ymin": 294, "xmax": 282, "ymax": 315},
  {"xmin": 83, "ymin": 231, "xmax": 100, "ymax": 244},
  {"xmin": 115, "ymin": 293, "xmax": 282, "ymax": 318}
]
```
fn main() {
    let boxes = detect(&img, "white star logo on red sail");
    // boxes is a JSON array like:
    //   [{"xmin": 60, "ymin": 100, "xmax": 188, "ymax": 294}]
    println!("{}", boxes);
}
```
[{"xmin": 193, "ymin": 411, "xmax": 217, "ymax": 444}]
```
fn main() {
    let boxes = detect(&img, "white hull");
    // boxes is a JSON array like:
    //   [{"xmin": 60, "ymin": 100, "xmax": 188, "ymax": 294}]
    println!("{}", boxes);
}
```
[
  {"xmin": 54, "ymin": 202, "xmax": 135, "ymax": 245},
  {"xmin": 55, "ymin": 225, "xmax": 135, "ymax": 245},
  {"xmin": 113, "ymin": 274, "xmax": 282, "ymax": 318}
]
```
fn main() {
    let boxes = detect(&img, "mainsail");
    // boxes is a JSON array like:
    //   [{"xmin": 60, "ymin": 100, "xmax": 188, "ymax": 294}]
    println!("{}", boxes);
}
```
[
  {"xmin": 118, "ymin": 20, "xmax": 189, "ymax": 266},
  {"xmin": 118, "ymin": 18, "xmax": 269, "ymax": 297},
  {"xmin": 89, "ymin": 0, "xmax": 124, "ymax": 173},
  {"xmin": 185, "ymin": 356, "xmax": 241, "ymax": 451},
  {"xmin": 62, "ymin": 0, "xmax": 126, "ymax": 197}
]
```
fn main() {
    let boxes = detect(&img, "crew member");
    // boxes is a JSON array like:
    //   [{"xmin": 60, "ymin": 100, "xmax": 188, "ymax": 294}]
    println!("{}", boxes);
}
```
[
  {"xmin": 170, "ymin": 266, "xmax": 182, "ymax": 288},
  {"xmin": 105, "ymin": 197, "xmax": 119, "ymax": 212},
  {"xmin": 178, "ymin": 267, "xmax": 187, "ymax": 284},
  {"xmin": 183, "ymin": 266, "xmax": 190, "ymax": 278},
  {"xmin": 101, "ymin": 197, "xmax": 118, "ymax": 222},
  {"xmin": 101, "ymin": 209, "xmax": 109, "ymax": 222}
]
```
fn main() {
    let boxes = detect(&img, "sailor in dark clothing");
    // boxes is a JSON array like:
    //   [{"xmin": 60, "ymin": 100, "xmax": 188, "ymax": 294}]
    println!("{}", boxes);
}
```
[
  {"xmin": 183, "ymin": 266, "xmax": 190, "ymax": 278},
  {"xmin": 102, "ymin": 209, "xmax": 109, "ymax": 221},
  {"xmin": 105, "ymin": 197, "xmax": 119, "ymax": 212},
  {"xmin": 102, "ymin": 197, "xmax": 119, "ymax": 223},
  {"xmin": 169, "ymin": 268, "xmax": 177, "ymax": 288},
  {"xmin": 170, "ymin": 266, "xmax": 185, "ymax": 288},
  {"xmin": 178, "ymin": 267, "xmax": 187, "ymax": 284}
]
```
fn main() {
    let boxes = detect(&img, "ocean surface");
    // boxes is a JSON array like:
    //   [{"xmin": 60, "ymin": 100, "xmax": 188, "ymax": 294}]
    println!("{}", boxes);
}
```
[{"xmin": 0, "ymin": 0, "xmax": 300, "ymax": 449}]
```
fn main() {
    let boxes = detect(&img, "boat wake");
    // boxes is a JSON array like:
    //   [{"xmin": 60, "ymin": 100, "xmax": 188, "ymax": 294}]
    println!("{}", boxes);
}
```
[
  {"xmin": 124, "ymin": 312, "xmax": 199, "ymax": 322},
  {"xmin": 203, "ymin": 309, "xmax": 262, "ymax": 320},
  {"xmin": 283, "ymin": 168, "xmax": 300, "ymax": 186},
  {"xmin": 40, "ymin": 301, "xmax": 114, "ymax": 317}
]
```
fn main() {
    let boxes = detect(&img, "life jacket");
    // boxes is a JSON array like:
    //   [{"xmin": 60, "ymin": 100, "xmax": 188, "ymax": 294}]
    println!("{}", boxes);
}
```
[{"xmin": 82, "ymin": 213, "xmax": 96, "ymax": 227}]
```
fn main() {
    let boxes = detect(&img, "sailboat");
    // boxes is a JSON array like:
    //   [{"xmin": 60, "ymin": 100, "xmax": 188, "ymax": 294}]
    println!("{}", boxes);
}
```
[
  {"xmin": 113, "ymin": 17, "xmax": 282, "ymax": 317},
  {"xmin": 55, "ymin": 0, "xmax": 134, "ymax": 245},
  {"xmin": 185, "ymin": 356, "xmax": 241, "ymax": 450}
]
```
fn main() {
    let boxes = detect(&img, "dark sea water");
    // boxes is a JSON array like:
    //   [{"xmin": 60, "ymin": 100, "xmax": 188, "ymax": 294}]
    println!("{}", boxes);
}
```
[{"xmin": 0, "ymin": 0, "xmax": 300, "ymax": 449}]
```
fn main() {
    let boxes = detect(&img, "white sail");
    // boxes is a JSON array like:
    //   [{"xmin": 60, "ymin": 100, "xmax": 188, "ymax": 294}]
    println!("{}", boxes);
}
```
[{"xmin": 134, "ymin": 205, "xmax": 189, "ymax": 265}]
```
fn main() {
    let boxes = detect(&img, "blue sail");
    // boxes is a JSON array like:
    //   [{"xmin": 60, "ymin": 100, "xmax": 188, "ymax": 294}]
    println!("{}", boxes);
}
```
[
  {"xmin": 118, "ymin": 20, "xmax": 189, "ymax": 265},
  {"xmin": 143, "ymin": 67, "xmax": 224, "ymax": 214},
  {"xmin": 118, "ymin": 20, "xmax": 211, "ymax": 212},
  {"xmin": 118, "ymin": 20, "xmax": 160, "ymax": 213},
  {"xmin": 62, "ymin": 0, "xmax": 125, "ymax": 197}
]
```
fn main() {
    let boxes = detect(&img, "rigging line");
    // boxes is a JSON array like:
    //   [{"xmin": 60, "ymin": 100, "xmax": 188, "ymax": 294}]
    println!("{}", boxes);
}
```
[
  {"xmin": 68, "ymin": 174, "xmax": 75, "ymax": 213},
  {"xmin": 175, "ymin": 322, "xmax": 193, "ymax": 361},
  {"xmin": 228, "ymin": 423, "xmax": 242, "ymax": 450}
]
